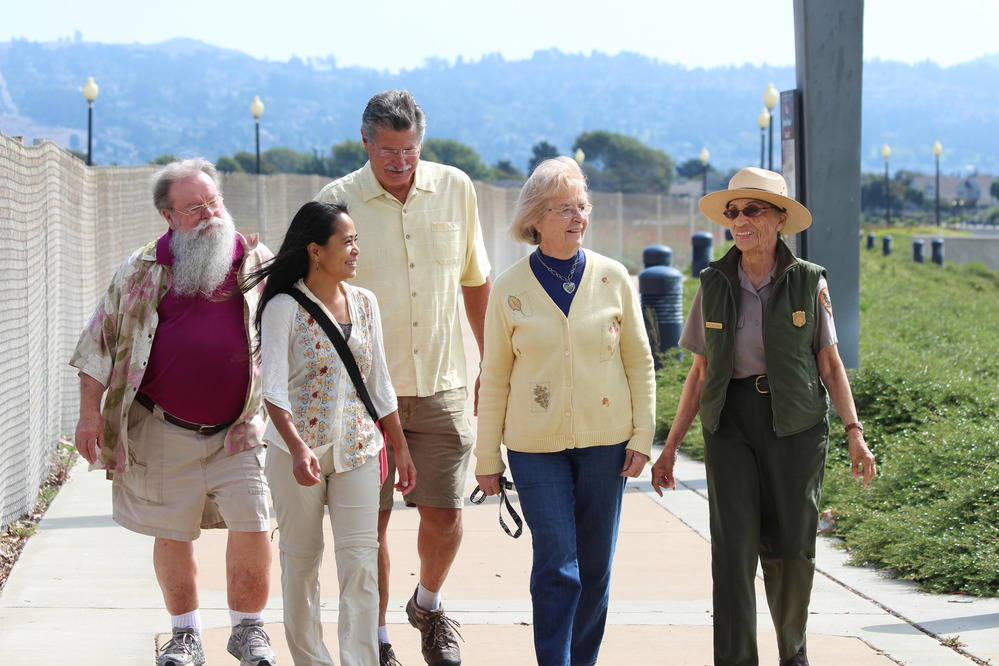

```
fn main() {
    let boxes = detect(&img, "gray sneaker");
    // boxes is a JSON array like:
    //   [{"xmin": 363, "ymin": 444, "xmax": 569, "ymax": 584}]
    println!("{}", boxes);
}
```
[
  {"xmin": 227, "ymin": 619, "xmax": 277, "ymax": 666},
  {"xmin": 157, "ymin": 627, "xmax": 206, "ymax": 666}
]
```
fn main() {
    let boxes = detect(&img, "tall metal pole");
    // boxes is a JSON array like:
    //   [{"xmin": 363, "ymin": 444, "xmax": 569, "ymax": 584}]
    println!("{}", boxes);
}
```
[
  {"xmin": 760, "ymin": 128, "xmax": 766, "ymax": 168},
  {"xmin": 884, "ymin": 159, "xmax": 890, "ymax": 226},
  {"xmin": 255, "ymin": 120, "xmax": 261, "ymax": 175},
  {"xmin": 86, "ymin": 102, "xmax": 93, "ymax": 166},
  {"xmin": 767, "ymin": 114, "xmax": 774, "ymax": 171},
  {"xmin": 935, "ymin": 153, "xmax": 941, "ymax": 226},
  {"xmin": 702, "ymin": 163, "xmax": 708, "ymax": 196}
]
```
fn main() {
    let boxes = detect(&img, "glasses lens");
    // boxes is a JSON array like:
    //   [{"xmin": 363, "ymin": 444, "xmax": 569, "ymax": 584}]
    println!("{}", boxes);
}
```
[
  {"xmin": 723, "ymin": 208, "xmax": 739, "ymax": 220},
  {"xmin": 723, "ymin": 204, "xmax": 769, "ymax": 220}
]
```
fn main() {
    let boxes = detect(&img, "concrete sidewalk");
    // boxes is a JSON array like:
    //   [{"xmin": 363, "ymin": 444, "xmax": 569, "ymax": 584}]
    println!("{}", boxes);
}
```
[{"xmin": 1, "ymin": 449, "xmax": 996, "ymax": 665}]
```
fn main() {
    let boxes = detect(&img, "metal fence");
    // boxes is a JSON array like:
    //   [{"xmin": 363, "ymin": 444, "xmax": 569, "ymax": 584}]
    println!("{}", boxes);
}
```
[{"xmin": 0, "ymin": 133, "xmax": 719, "ymax": 526}]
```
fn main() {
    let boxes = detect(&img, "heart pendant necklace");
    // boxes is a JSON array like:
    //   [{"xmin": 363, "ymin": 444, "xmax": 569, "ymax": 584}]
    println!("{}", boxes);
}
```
[{"xmin": 535, "ymin": 250, "xmax": 578, "ymax": 294}]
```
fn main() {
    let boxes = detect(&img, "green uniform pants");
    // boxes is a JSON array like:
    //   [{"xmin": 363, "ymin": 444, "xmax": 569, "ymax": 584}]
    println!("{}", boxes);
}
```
[{"xmin": 703, "ymin": 380, "xmax": 828, "ymax": 666}]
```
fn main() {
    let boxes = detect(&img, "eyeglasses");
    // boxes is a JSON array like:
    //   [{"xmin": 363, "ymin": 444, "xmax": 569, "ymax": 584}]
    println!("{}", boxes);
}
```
[
  {"xmin": 546, "ymin": 203, "xmax": 593, "ymax": 219},
  {"xmin": 377, "ymin": 146, "xmax": 421, "ymax": 158},
  {"xmin": 172, "ymin": 195, "xmax": 224, "ymax": 217},
  {"xmin": 722, "ymin": 203, "xmax": 783, "ymax": 220}
]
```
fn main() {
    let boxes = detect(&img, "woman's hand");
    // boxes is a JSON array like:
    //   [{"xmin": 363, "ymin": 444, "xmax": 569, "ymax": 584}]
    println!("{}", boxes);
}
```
[
  {"xmin": 475, "ymin": 473, "xmax": 503, "ymax": 496},
  {"xmin": 393, "ymin": 445, "xmax": 417, "ymax": 495},
  {"xmin": 620, "ymin": 450, "xmax": 649, "ymax": 478},
  {"xmin": 848, "ymin": 430, "xmax": 877, "ymax": 488},
  {"xmin": 650, "ymin": 445, "xmax": 679, "ymax": 496},
  {"xmin": 291, "ymin": 446, "xmax": 322, "ymax": 486}
]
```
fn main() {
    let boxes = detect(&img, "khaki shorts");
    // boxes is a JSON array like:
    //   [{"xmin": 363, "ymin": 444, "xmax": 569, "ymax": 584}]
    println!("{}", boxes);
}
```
[
  {"xmin": 112, "ymin": 402, "xmax": 270, "ymax": 541},
  {"xmin": 379, "ymin": 387, "xmax": 474, "ymax": 511}
]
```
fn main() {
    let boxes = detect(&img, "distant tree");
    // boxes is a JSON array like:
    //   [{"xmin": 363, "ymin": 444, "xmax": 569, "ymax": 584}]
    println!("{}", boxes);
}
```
[
  {"xmin": 493, "ymin": 159, "xmax": 524, "ymax": 181},
  {"xmin": 215, "ymin": 156, "xmax": 244, "ymax": 173},
  {"xmin": 991, "ymin": 179, "xmax": 999, "ymax": 201},
  {"xmin": 572, "ymin": 131, "xmax": 673, "ymax": 194},
  {"xmin": 528, "ymin": 141, "xmax": 560, "ymax": 174},
  {"xmin": 676, "ymin": 157, "xmax": 710, "ymax": 180},
  {"xmin": 263, "ymin": 147, "xmax": 309, "ymax": 174},
  {"xmin": 67, "ymin": 149, "xmax": 87, "ymax": 163},
  {"xmin": 233, "ymin": 151, "xmax": 274, "ymax": 174},
  {"xmin": 327, "ymin": 140, "xmax": 367, "ymax": 178},
  {"xmin": 150, "ymin": 154, "xmax": 178, "ymax": 165},
  {"xmin": 421, "ymin": 138, "xmax": 492, "ymax": 181}
]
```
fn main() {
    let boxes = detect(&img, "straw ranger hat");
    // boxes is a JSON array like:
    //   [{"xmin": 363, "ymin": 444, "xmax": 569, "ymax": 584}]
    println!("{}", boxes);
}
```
[{"xmin": 699, "ymin": 167, "xmax": 812, "ymax": 234}]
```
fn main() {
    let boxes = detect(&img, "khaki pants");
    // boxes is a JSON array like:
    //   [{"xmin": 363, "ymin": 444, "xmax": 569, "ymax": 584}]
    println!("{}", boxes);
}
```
[{"xmin": 265, "ymin": 446, "xmax": 379, "ymax": 666}]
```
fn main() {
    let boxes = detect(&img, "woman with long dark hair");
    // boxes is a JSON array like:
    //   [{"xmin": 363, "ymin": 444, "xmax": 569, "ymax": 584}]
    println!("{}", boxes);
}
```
[{"xmin": 243, "ymin": 200, "xmax": 415, "ymax": 666}]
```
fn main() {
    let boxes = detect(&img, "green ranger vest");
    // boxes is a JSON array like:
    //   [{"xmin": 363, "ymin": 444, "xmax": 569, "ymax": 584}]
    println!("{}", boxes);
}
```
[{"xmin": 699, "ymin": 239, "xmax": 828, "ymax": 437}]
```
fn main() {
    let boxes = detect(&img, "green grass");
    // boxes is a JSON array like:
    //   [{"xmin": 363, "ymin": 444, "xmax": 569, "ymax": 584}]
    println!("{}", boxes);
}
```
[{"xmin": 655, "ymin": 235, "xmax": 999, "ymax": 596}]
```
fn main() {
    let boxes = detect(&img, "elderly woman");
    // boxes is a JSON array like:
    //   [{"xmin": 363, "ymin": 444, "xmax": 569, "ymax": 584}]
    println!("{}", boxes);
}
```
[
  {"xmin": 243, "ymin": 201, "xmax": 416, "ymax": 666},
  {"xmin": 475, "ymin": 157, "xmax": 656, "ymax": 666},
  {"xmin": 651, "ymin": 168, "xmax": 876, "ymax": 666}
]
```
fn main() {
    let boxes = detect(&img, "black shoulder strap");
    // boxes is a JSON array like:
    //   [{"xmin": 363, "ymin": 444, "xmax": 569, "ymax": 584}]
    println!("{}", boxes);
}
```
[{"xmin": 286, "ymin": 287, "xmax": 379, "ymax": 424}]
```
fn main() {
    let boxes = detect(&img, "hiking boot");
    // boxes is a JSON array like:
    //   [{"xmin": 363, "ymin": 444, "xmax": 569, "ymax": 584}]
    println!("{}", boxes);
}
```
[
  {"xmin": 226, "ymin": 619, "xmax": 277, "ymax": 666},
  {"xmin": 405, "ymin": 589, "xmax": 463, "ymax": 666},
  {"xmin": 380, "ymin": 642, "xmax": 404, "ymax": 666},
  {"xmin": 156, "ymin": 627, "xmax": 206, "ymax": 666}
]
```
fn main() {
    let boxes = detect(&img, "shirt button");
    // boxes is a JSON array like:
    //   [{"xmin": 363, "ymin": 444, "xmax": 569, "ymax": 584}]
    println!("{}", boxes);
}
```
[
  {"xmin": 564, "ymin": 411, "xmax": 571, "ymax": 417},
  {"xmin": 405, "ymin": 233, "xmax": 411, "ymax": 240},
  {"xmin": 409, "ymin": 263, "xmax": 415, "ymax": 269},
  {"xmin": 413, "ymin": 321, "xmax": 418, "ymax": 327},
  {"xmin": 412, "ymin": 291, "xmax": 417, "ymax": 297},
  {"xmin": 413, "ymin": 349, "xmax": 419, "ymax": 355},
  {"xmin": 564, "ymin": 350, "xmax": 570, "ymax": 356}
]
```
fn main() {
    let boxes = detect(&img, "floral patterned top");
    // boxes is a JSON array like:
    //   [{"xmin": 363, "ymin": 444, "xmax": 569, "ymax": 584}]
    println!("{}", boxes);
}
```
[
  {"xmin": 260, "ymin": 280, "xmax": 396, "ymax": 472},
  {"xmin": 69, "ymin": 233, "xmax": 273, "ymax": 478}
]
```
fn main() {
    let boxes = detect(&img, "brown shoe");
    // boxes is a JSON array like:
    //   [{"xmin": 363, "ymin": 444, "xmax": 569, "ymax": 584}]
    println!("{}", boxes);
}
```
[
  {"xmin": 405, "ymin": 589, "xmax": 463, "ymax": 666},
  {"xmin": 380, "ymin": 642, "xmax": 403, "ymax": 666}
]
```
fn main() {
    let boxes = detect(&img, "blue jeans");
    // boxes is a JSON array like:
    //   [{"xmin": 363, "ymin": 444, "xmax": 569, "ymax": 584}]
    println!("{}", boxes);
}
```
[{"xmin": 507, "ymin": 442, "xmax": 627, "ymax": 666}]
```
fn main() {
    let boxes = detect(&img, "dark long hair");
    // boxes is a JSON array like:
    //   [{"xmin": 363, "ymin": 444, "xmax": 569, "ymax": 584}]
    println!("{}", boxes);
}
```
[{"xmin": 241, "ymin": 200, "xmax": 350, "ymax": 353}]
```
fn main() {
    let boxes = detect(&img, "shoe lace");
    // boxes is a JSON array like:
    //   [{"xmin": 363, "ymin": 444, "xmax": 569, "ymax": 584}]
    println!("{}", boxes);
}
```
[
  {"xmin": 424, "ymin": 611, "xmax": 464, "ymax": 651},
  {"xmin": 380, "ymin": 643, "xmax": 403, "ymax": 666},
  {"xmin": 240, "ymin": 623, "xmax": 272, "ymax": 652},
  {"xmin": 161, "ymin": 630, "xmax": 199, "ymax": 656}
]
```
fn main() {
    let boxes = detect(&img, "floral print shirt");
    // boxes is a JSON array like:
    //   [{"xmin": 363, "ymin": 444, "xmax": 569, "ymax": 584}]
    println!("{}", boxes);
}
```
[{"xmin": 69, "ymin": 233, "xmax": 272, "ymax": 477}]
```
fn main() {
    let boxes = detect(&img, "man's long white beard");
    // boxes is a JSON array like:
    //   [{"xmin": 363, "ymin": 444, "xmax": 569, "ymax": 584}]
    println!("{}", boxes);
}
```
[{"xmin": 169, "ymin": 216, "xmax": 238, "ymax": 297}]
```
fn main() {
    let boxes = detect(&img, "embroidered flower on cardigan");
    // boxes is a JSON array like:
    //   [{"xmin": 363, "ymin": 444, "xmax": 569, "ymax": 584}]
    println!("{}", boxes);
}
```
[
  {"xmin": 602, "ymin": 397, "xmax": 610, "ymax": 406},
  {"xmin": 601, "ymin": 276, "xmax": 609, "ymax": 283}
]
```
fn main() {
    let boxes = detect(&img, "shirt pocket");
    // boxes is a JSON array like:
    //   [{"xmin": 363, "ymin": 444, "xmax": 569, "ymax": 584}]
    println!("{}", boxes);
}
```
[
  {"xmin": 432, "ymin": 221, "xmax": 462, "ymax": 265},
  {"xmin": 600, "ymin": 318, "xmax": 622, "ymax": 361}
]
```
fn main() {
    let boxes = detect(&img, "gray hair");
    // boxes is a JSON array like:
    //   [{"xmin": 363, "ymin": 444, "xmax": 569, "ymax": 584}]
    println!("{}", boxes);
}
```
[
  {"xmin": 510, "ymin": 157, "xmax": 588, "ymax": 245},
  {"xmin": 152, "ymin": 158, "xmax": 220, "ymax": 212},
  {"xmin": 361, "ymin": 89, "xmax": 427, "ymax": 143}
]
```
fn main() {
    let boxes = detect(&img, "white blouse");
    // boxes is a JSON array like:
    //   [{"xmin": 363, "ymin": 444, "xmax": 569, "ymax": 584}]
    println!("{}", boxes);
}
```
[{"xmin": 260, "ymin": 280, "xmax": 397, "ymax": 472}]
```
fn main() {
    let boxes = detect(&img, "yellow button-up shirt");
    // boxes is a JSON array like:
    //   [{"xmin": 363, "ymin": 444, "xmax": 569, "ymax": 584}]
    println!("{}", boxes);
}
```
[{"xmin": 315, "ymin": 161, "xmax": 491, "ymax": 397}]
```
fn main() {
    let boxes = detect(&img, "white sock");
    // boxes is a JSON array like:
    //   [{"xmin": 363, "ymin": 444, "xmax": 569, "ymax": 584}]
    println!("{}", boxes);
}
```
[
  {"xmin": 378, "ymin": 625, "xmax": 391, "ymax": 645},
  {"xmin": 229, "ymin": 609, "xmax": 263, "ymax": 627},
  {"xmin": 171, "ymin": 610, "xmax": 202, "ymax": 635},
  {"xmin": 416, "ymin": 583, "xmax": 441, "ymax": 611}
]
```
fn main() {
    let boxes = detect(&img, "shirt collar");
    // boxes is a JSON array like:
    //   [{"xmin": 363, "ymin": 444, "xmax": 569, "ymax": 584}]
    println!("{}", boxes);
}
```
[
  {"xmin": 357, "ymin": 161, "xmax": 436, "ymax": 203},
  {"xmin": 737, "ymin": 262, "xmax": 775, "ymax": 293},
  {"xmin": 155, "ymin": 229, "xmax": 246, "ymax": 266}
]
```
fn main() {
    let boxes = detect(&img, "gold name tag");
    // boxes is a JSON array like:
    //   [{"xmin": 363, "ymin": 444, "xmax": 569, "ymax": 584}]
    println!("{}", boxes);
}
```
[
  {"xmin": 792, "ymin": 311, "xmax": 806, "ymax": 327},
  {"xmin": 705, "ymin": 321, "xmax": 723, "ymax": 330}
]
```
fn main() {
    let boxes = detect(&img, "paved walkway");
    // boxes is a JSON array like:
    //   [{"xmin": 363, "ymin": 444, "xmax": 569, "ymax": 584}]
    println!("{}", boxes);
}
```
[{"xmin": 2, "ymin": 310, "xmax": 997, "ymax": 665}]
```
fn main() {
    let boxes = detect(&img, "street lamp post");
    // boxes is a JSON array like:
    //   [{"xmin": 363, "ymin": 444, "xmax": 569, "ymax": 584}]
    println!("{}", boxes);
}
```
[
  {"xmin": 249, "ymin": 95, "xmax": 265, "ymax": 175},
  {"xmin": 932, "ymin": 140, "xmax": 942, "ymax": 226},
  {"xmin": 757, "ymin": 108, "xmax": 770, "ymax": 169},
  {"xmin": 881, "ymin": 143, "xmax": 892, "ymax": 226},
  {"xmin": 763, "ymin": 83, "xmax": 779, "ymax": 171},
  {"xmin": 699, "ymin": 147, "xmax": 710, "ymax": 196},
  {"xmin": 81, "ymin": 77, "xmax": 99, "ymax": 166}
]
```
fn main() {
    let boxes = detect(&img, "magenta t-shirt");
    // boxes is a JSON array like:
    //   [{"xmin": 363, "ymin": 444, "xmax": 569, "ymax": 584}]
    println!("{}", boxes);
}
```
[{"xmin": 139, "ymin": 231, "xmax": 250, "ymax": 425}]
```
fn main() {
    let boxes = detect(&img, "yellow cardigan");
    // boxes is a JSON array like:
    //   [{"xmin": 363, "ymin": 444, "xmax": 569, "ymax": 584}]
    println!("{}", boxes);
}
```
[{"xmin": 474, "ymin": 250, "xmax": 656, "ymax": 475}]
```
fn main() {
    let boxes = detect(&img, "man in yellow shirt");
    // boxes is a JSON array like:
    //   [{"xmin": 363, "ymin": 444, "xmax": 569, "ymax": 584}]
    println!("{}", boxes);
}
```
[{"xmin": 315, "ymin": 89, "xmax": 491, "ymax": 666}]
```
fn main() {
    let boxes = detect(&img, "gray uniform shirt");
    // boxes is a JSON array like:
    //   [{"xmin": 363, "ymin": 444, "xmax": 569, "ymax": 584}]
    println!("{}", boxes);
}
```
[{"xmin": 679, "ymin": 265, "xmax": 837, "ymax": 378}]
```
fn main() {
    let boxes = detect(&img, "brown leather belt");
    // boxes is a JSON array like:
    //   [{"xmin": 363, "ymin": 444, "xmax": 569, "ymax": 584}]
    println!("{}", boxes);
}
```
[
  {"xmin": 733, "ymin": 374, "xmax": 770, "ymax": 394},
  {"xmin": 135, "ymin": 392, "xmax": 233, "ymax": 436}
]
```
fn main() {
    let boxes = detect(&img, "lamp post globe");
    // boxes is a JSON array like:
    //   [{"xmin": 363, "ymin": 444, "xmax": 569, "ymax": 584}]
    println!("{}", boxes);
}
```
[
  {"xmin": 757, "ymin": 108, "xmax": 770, "ymax": 168},
  {"xmin": 699, "ymin": 147, "xmax": 710, "ymax": 196},
  {"xmin": 881, "ymin": 144, "xmax": 892, "ymax": 225},
  {"xmin": 763, "ymin": 83, "xmax": 779, "ymax": 170},
  {"xmin": 250, "ymin": 96, "xmax": 265, "ymax": 175},
  {"xmin": 932, "ymin": 141, "xmax": 943, "ymax": 226},
  {"xmin": 81, "ymin": 77, "xmax": 99, "ymax": 166}
]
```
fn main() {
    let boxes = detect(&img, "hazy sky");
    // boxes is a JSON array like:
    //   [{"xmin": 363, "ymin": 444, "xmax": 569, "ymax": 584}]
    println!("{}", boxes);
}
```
[{"xmin": 2, "ymin": 0, "xmax": 995, "ymax": 70}]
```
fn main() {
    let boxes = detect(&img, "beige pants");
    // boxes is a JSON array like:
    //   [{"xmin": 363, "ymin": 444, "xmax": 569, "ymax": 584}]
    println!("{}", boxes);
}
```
[{"xmin": 265, "ymin": 446, "xmax": 379, "ymax": 666}]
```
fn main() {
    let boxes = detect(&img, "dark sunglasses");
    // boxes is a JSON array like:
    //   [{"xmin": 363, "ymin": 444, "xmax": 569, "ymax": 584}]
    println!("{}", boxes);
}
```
[{"xmin": 722, "ymin": 203, "xmax": 784, "ymax": 220}]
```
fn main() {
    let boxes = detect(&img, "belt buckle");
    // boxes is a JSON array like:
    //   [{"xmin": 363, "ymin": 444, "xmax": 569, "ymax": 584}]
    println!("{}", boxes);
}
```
[
  {"xmin": 754, "ymin": 375, "xmax": 769, "ymax": 394},
  {"xmin": 196, "ymin": 424, "xmax": 217, "ymax": 436}
]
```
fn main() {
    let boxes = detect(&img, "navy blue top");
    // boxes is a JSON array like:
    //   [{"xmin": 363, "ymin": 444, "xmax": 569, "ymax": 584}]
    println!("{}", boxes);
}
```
[{"xmin": 529, "ymin": 249, "xmax": 586, "ymax": 317}]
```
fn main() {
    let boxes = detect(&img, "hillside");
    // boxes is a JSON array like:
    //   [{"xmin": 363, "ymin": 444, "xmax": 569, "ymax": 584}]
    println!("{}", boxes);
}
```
[{"xmin": 2, "ymin": 38, "xmax": 998, "ymax": 173}]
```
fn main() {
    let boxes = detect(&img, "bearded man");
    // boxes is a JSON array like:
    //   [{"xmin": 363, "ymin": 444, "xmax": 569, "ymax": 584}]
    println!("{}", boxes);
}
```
[{"xmin": 70, "ymin": 158, "xmax": 277, "ymax": 666}]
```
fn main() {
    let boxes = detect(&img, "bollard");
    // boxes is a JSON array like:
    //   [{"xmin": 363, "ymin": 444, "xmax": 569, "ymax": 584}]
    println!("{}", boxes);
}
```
[
  {"xmin": 932, "ymin": 237, "xmax": 944, "ymax": 266},
  {"xmin": 866, "ymin": 232, "xmax": 875, "ymax": 250},
  {"xmin": 912, "ymin": 238, "xmax": 924, "ymax": 263},
  {"xmin": 882, "ymin": 235, "xmax": 893, "ymax": 256},
  {"xmin": 639, "ymin": 255, "xmax": 684, "ymax": 369},
  {"xmin": 724, "ymin": 228, "xmax": 733, "ymax": 241},
  {"xmin": 642, "ymin": 244, "xmax": 673, "ymax": 268},
  {"xmin": 691, "ymin": 232, "xmax": 714, "ymax": 277}
]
